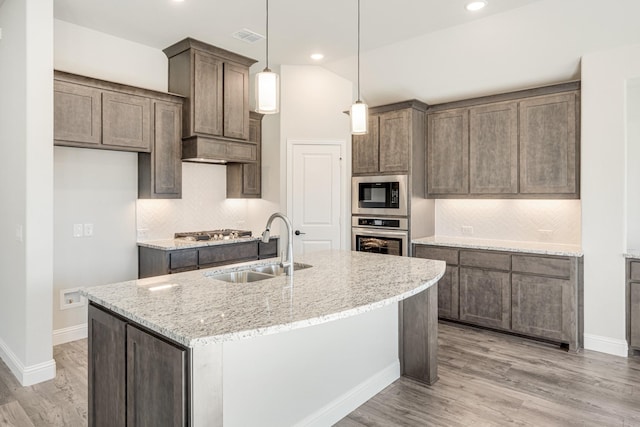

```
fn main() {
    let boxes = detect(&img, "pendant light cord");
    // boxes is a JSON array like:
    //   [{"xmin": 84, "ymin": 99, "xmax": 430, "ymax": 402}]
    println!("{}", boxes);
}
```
[
  {"xmin": 265, "ymin": 0, "xmax": 270, "ymax": 71},
  {"xmin": 357, "ymin": 0, "xmax": 361, "ymax": 102}
]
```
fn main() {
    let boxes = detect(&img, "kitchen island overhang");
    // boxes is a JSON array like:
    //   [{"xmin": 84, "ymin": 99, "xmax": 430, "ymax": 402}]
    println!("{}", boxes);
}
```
[{"xmin": 82, "ymin": 250, "xmax": 445, "ymax": 426}]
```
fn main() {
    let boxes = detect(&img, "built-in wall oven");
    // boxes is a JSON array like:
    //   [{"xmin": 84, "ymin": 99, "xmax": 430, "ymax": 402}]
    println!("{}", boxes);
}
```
[
  {"xmin": 351, "ymin": 216, "xmax": 409, "ymax": 257},
  {"xmin": 352, "ymin": 175, "xmax": 408, "ymax": 217}
]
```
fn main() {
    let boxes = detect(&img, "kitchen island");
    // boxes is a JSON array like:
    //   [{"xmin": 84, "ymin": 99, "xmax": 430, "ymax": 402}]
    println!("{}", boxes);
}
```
[{"xmin": 82, "ymin": 249, "xmax": 445, "ymax": 427}]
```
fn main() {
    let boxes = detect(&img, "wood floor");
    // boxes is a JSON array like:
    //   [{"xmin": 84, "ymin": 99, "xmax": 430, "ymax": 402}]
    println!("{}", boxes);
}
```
[{"xmin": 0, "ymin": 322, "xmax": 639, "ymax": 426}]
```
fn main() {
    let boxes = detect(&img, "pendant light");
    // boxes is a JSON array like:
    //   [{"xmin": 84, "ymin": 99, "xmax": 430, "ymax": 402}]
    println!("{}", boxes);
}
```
[
  {"xmin": 256, "ymin": 0, "xmax": 279, "ymax": 114},
  {"xmin": 350, "ymin": 0, "xmax": 368, "ymax": 135}
]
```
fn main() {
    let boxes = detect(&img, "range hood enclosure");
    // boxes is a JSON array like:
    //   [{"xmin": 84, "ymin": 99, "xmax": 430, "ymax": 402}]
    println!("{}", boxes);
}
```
[{"xmin": 164, "ymin": 38, "xmax": 258, "ymax": 163}]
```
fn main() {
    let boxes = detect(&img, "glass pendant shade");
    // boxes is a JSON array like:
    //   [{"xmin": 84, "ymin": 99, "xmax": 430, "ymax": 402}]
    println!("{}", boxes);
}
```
[
  {"xmin": 256, "ymin": 69, "xmax": 279, "ymax": 114},
  {"xmin": 350, "ymin": 101, "xmax": 368, "ymax": 135}
]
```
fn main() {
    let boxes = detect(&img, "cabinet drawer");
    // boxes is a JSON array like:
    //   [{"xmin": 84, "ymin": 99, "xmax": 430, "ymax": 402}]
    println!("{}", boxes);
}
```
[
  {"xmin": 512, "ymin": 255, "xmax": 571, "ymax": 279},
  {"xmin": 169, "ymin": 250, "xmax": 197, "ymax": 270},
  {"xmin": 413, "ymin": 246, "xmax": 458, "ymax": 265},
  {"xmin": 630, "ymin": 261, "xmax": 640, "ymax": 282},
  {"xmin": 459, "ymin": 250, "xmax": 510, "ymax": 271},
  {"xmin": 198, "ymin": 241, "xmax": 258, "ymax": 266}
]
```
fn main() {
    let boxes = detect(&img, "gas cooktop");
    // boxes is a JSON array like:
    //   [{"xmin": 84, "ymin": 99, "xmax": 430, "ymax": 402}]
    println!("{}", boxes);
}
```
[{"xmin": 174, "ymin": 229, "xmax": 252, "ymax": 241}]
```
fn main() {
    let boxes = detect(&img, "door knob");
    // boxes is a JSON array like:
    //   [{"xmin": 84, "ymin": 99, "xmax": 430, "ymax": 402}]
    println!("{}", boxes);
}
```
[{"xmin": 295, "ymin": 230, "xmax": 306, "ymax": 236}]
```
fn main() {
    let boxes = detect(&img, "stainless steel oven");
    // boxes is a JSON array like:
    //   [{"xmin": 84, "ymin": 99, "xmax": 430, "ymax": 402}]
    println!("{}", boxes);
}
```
[
  {"xmin": 352, "ymin": 175, "xmax": 408, "ymax": 216},
  {"xmin": 351, "ymin": 216, "xmax": 409, "ymax": 257}
]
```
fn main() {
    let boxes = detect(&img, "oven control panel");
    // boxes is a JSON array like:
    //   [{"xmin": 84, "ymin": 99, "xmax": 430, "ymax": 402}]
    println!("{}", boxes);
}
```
[{"xmin": 357, "ymin": 218, "xmax": 400, "ymax": 228}]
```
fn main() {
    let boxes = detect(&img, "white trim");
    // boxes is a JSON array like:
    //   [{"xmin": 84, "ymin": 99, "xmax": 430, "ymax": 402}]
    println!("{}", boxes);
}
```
[
  {"xmin": 0, "ymin": 336, "xmax": 56, "ymax": 386},
  {"xmin": 52, "ymin": 323, "xmax": 88, "ymax": 346},
  {"xmin": 583, "ymin": 333, "xmax": 629, "ymax": 357},
  {"xmin": 294, "ymin": 361, "xmax": 400, "ymax": 427}
]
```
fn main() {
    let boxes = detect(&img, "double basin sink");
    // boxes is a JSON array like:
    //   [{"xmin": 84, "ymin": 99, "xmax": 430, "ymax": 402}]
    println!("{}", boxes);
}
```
[{"xmin": 207, "ymin": 262, "xmax": 312, "ymax": 283}]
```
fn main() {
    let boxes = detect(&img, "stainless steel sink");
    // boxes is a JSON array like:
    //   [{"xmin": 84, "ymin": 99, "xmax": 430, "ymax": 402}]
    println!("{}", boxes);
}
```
[
  {"xmin": 207, "ymin": 262, "xmax": 312, "ymax": 283},
  {"xmin": 250, "ymin": 262, "xmax": 312, "ymax": 276},
  {"xmin": 208, "ymin": 270, "xmax": 274, "ymax": 283}
]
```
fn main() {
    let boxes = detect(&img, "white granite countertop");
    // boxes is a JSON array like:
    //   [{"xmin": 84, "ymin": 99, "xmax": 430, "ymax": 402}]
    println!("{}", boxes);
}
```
[
  {"xmin": 138, "ymin": 236, "xmax": 277, "ymax": 251},
  {"xmin": 412, "ymin": 236, "xmax": 583, "ymax": 257},
  {"xmin": 82, "ymin": 250, "xmax": 445, "ymax": 348},
  {"xmin": 624, "ymin": 250, "xmax": 640, "ymax": 259}
]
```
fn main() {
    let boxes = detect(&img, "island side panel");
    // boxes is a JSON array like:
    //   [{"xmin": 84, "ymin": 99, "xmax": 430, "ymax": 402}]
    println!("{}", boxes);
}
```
[
  {"xmin": 191, "ymin": 343, "xmax": 223, "ymax": 426},
  {"xmin": 400, "ymin": 285, "xmax": 439, "ymax": 385}
]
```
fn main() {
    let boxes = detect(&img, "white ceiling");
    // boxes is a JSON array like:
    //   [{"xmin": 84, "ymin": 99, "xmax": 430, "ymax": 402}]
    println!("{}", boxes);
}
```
[{"xmin": 54, "ymin": 0, "xmax": 640, "ymax": 106}]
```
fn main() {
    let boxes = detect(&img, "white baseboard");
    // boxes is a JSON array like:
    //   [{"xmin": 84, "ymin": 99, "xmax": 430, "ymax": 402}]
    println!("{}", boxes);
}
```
[
  {"xmin": 583, "ymin": 333, "xmax": 629, "ymax": 357},
  {"xmin": 52, "ymin": 323, "xmax": 88, "ymax": 346},
  {"xmin": 295, "ymin": 361, "xmax": 400, "ymax": 427},
  {"xmin": 0, "ymin": 336, "xmax": 56, "ymax": 386}
]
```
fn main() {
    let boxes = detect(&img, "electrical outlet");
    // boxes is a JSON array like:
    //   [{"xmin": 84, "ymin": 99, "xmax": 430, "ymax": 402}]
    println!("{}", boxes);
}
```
[
  {"xmin": 538, "ymin": 229, "xmax": 553, "ymax": 241},
  {"xmin": 73, "ymin": 224, "xmax": 83, "ymax": 238},
  {"xmin": 83, "ymin": 223, "xmax": 94, "ymax": 237},
  {"xmin": 461, "ymin": 226, "xmax": 474, "ymax": 236},
  {"xmin": 137, "ymin": 228, "xmax": 149, "ymax": 240}
]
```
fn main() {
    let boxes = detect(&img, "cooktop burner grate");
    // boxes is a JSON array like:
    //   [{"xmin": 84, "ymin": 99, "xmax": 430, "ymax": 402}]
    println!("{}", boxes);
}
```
[{"xmin": 174, "ymin": 229, "xmax": 252, "ymax": 241}]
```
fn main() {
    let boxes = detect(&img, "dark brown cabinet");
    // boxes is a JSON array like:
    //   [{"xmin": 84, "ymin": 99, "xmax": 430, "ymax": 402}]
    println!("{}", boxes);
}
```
[
  {"xmin": 626, "ymin": 258, "xmax": 640, "ymax": 355},
  {"xmin": 54, "ymin": 71, "xmax": 184, "ymax": 199},
  {"xmin": 413, "ymin": 243, "xmax": 583, "ymax": 350},
  {"xmin": 88, "ymin": 304, "xmax": 188, "ymax": 427},
  {"xmin": 138, "ymin": 238, "xmax": 279, "ymax": 278},
  {"xmin": 227, "ymin": 112, "xmax": 263, "ymax": 198},
  {"xmin": 164, "ymin": 38, "xmax": 257, "ymax": 163},
  {"xmin": 126, "ymin": 324, "xmax": 187, "ymax": 426},
  {"xmin": 427, "ymin": 108, "xmax": 469, "ymax": 195},
  {"xmin": 426, "ymin": 82, "xmax": 580, "ymax": 199},
  {"xmin": 351, "ymin": 101, "xmax": 427, "ymax": 176},
  {"xmin": 519, "ymin": 92, "xmax": 579, "ymax": 196}
]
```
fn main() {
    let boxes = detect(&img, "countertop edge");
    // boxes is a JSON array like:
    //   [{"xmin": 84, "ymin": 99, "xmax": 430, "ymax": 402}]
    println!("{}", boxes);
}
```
[{"xmin": 412, "ymin": 237, "xmax": 583, "ymax": 257}]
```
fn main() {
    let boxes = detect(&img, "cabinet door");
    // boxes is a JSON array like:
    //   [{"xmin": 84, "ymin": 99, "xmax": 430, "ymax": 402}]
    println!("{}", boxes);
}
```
[
  {"xmin": 127, "ymin": 325, "xmax": 187, "ymax": 427},
  {"xmin": 438, "ymin": 266, "xmax": 460, "ymax": 320},
  {"xmin": 631, "ymin": 282, "xmax": 640, "ymax": 349},
  {"xmin": 242, "ymin": 115, "xmax": 262, "ymax": 195},
  {"xmin": 153, "ymin": 101, "xmax": 182, "ymax": 196},
  {"xmin": 54, "ymin": 80, "xmax": 101, "ymax": 146},
  {"xmin": 469, "ymin": 102, "xmax": 518, "ymax": 194},
  {"xmin": 427, "ymin": 109, "xmax": 469, "ymax": 195},
  {"xmin": 519, "ymin": 92, "xmax": 578, "ymax": 195},
  {"xmin": 102, "ymin": 91, "xmax": 152, "ymax": 151},
  {"xmin": 512, "ymin": 273, "xmax": 572, "ymax": 342},
  {"xmin": 459, "ymin": 267, "xmax": 510, "ymax": 329},
  {"xmin": 223, "ymin": 62, "xmax": 250, "ymax": 140},
  {"xmin": 379, "ymin": 109, "xmax": 410, "ymax": 173},
  {"xmin": 88, "ymin": 304, "xmax": 126, "ymax": 427},
  {"xmin": 193, "ymin": 51, "xmax": 223, "ymax": 136},
  {"xmin": 352, "ymin": 115, "xmax": 380, "ymax": 174}
]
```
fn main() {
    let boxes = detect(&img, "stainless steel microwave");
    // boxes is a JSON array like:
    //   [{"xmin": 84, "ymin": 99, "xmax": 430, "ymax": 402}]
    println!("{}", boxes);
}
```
[{"xmin": 351, "ymin": 175, "xmax": 408, "ymax": 216}]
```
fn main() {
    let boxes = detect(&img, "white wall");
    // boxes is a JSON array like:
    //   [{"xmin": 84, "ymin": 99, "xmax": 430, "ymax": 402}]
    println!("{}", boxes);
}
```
[
  {"xmin": 436, "ymin": 199, "xmax": 581, "ymax": 245},
  {"xmin": 581, "ymin": 44, "xmax": 640, "ymax": 356},
  {"xmin": 279, "ymin": 65, "xmax": 353, "ymax": 248},
  {"xmin": 626, "ymin": 78, "xmax": 640, "ymax": 249},
  {"xmin": 0, "ymin": 0, "xmax": 55, "ymax": 385}
]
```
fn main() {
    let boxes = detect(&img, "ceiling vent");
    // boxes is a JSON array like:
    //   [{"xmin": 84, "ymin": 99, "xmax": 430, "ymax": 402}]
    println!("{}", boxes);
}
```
[{"xmin": 232, "ymin": 29, "xmax": 264, "ymax": 44}]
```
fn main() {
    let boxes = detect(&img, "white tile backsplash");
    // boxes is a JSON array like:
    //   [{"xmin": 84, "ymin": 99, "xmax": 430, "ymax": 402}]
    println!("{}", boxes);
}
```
[
  {"xmin": 435, "ymin": 199, "xmax": 581, "ymax": 245},
  {"xmin": 136, "ymin": 163, "xmax": 250, "ymax": 240}
]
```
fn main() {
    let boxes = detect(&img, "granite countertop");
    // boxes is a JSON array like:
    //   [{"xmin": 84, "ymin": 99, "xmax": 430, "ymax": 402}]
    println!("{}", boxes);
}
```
[
  {"xmin": 624, "ymin": 250, "xmax": 640, "ymax": 259},
  {"xmin": 82, "ymin": 250, "xmax": 445, "ymax": 348},
  {"xmin": 412, "ymin": 236, "xmax": 583, "ymax": 257},
  {"xmin": 138, "ymin": 236, "xmax": 278, "ymax": 251}
]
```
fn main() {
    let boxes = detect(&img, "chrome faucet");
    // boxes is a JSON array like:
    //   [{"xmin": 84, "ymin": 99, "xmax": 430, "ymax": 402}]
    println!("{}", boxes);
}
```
[{"xmin": 262, "ymin": 212, "xmax": 294, "ymax": 276}]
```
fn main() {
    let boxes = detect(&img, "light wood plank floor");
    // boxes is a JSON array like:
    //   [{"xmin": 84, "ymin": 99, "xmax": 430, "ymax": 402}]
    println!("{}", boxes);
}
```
[{"xmin": 0, "ymin": 322, "xmax": 639, "ymax": 426}]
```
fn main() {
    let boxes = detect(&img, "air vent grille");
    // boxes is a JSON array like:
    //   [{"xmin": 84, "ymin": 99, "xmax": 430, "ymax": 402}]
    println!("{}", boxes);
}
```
[{"xmin": 232, "ymin": 29, "xmax": 264, "ymax": 44}]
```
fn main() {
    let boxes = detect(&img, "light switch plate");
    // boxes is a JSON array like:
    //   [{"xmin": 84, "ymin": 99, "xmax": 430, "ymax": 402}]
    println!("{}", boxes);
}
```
[
  {"xmin": 83, "ymin": 223, "xmax": 94, "ymax": 237},
  {"xmin": 73, "ymin": 224, "xmax": 83, "ymax": 238}
]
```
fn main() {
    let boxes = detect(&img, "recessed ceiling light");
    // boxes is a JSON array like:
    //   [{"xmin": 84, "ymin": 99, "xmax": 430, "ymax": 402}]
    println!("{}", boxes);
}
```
[
  {"xmin": 465, "ymin": 1, "xmax": 487, "ymax": 11},
  {"xmin": 310, "ymin": 53, "xmax": 324, "ymax": 61}
]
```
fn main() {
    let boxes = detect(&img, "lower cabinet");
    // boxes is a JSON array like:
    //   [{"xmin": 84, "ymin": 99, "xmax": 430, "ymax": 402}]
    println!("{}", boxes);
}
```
[
  {"xmin": 413, "ymin": 243, "xmax": 583, "ymax": 350},
  {"xmin": 626, "ymin": 259, "xmax": 640, "ymax": 355},
  {"xmin": 459, "ymin": 267, "xmax": 511, "ymax": 330},
  {"xmin": 88, "ymin": 304, "xmax": 188, "ymax": 427}
]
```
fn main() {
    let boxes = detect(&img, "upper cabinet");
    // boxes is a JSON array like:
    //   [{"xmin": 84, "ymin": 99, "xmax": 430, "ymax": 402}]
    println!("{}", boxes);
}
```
[
  {"xmin": 226, "ymin": 112, "xmax": 263, "ymax": 198},
  {"xmin": 164, "ymin": 38, "xmax": 257, "ymax": 163},
  {"xmin": 352, "ymin": 101, "xmax": 427, "ymax": 176},
  {"xmin": 426, "ymin": 82, "xmax": 580, "ymax": 199},
  {"xmin": 54, "ymin": 71, "xmax": 184, "ymax": 199}
]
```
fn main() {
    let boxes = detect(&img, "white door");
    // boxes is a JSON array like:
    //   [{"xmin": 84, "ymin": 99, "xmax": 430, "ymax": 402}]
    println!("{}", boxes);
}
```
[{"xmin": 287, "ymin": 141, "xmax": 345, "ymax": 255}]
